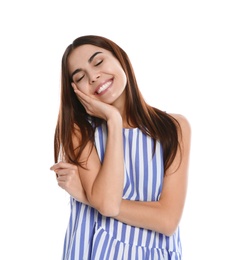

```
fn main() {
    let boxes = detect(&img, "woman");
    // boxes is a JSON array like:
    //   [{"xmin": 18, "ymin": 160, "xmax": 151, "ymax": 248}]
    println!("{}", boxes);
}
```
[{"xmin": 50, "ymin": 35, "xmax": 191, "ymax": 259}]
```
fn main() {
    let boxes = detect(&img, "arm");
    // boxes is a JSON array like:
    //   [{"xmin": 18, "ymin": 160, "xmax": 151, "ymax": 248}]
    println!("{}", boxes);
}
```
[
  {"xmin": 51, "ymin": 88, "xmax": 125, "ymax": 217},
  {"xmin": 77, "ymin": 113, "xmax": 124, "ymax": 216},
  {"xmin": 115, "ymin": 114, "xmax": 191, "ymax": 236}
]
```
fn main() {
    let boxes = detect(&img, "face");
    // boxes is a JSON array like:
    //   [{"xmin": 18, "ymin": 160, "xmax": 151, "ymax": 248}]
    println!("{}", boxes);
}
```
[{"xmin": 68, "ymin": 44, "xmax": 127, "ymax": 107}]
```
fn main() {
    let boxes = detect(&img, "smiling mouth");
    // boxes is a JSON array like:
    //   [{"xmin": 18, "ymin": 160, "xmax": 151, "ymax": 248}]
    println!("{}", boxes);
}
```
[{"xmin": 96, "ymin": 80, "xmax": 112, "ymax": 94}]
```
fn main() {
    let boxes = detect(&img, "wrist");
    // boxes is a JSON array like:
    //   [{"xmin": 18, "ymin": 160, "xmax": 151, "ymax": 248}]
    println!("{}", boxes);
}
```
[{"xmin": 107, "ymin": 111, "xmax": 122, "ymax": 129}]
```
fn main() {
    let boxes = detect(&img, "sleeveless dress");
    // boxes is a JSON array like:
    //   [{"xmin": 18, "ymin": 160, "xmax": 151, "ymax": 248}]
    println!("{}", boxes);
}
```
[{"xmin": 62, "ymin": 124, "xmax": 182, "ymax": 260}]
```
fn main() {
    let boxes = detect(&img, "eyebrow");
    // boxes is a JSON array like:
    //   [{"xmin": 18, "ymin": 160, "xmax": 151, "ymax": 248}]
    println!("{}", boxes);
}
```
[
  {"xmin": 88, "ymin": 51, "xmax": 102, "ymax": 63},
  {"xmin": 71, "ymin": 51, "xmax": 103, "ymax": 79}
]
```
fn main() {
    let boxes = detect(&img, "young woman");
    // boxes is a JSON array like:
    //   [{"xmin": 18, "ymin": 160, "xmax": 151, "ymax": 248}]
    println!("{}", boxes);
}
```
[{"xmin": 50, "ymin": 35, "xmax": 191, "ymax": 260}]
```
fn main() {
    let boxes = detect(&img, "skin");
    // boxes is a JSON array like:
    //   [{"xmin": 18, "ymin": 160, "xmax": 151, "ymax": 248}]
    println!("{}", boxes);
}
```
[{"xmin": 50, "ymin": 44, "xmax": 191, "ymax": 236}]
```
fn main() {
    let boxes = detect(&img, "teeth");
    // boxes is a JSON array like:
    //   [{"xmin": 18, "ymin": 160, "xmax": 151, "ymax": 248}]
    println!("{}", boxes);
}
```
[{"xmin": 97, "ymin": 81, "xmax": 111, "ymax": 94}]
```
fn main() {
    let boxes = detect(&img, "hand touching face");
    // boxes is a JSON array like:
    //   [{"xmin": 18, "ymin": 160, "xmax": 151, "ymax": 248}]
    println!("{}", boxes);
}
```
[{"xmin": 71, "ymin": 82, "xmax": 121, "ymax": 121}]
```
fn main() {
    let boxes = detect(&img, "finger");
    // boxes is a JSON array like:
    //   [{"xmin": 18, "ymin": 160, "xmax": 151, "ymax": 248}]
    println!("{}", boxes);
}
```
[
  {"xmin": 71, "ymin": 83, "xmax": 86, "ymax": 102},
  {"xmin": 56, "ymin": 178, "xmax": 67, "ymax": 189},
  {"xmin": 76, "ymin": 92, "xmax": 90, "ymax": 105},
  {"xmin": 50, "ymin": 161, "xmax": 73, "ymax": 171},
  {"xmin": 56, "ymin": 174, "xmax": 67, "ymax": 181},
  {"xmin": 71, "ymin": 82, "xmax": 78, "ymax": 90},
  {"xmin": 72, "ymin": 86, "xmax": 90, "ymax": 103},
  {"xmin": 55, "ymin": 169, "xmax": 69, "ymax": 177},
  {"xmin": 50, "ymin": 163, "xmax": 60, "ymax": 171},
  {"xmin": 71, "ymin": 83, "xmax": 84, "ymax": 97}
]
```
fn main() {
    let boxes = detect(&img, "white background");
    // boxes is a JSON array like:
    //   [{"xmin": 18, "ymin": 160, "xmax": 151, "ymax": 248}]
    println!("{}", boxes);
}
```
[{"xmin": 0, "ymin": 0, "xmax": 245, "ymax": 259}]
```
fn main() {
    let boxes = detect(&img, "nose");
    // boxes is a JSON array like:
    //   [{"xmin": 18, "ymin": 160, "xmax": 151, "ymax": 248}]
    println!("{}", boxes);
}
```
[{"xmin": 89, "ymin": 72, "xmax": 100, "ymax": 84}]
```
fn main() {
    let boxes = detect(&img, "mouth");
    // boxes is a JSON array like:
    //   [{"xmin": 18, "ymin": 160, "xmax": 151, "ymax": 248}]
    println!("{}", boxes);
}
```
[{"xmin": 96, "ymin": 80, "xmax": 112, "ymax": 94}]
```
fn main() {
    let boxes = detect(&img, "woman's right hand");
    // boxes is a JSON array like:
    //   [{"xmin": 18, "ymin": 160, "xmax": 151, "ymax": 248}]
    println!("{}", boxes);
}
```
[{"xmin": 71, "ymin": 83, "xmax": 121, "ymax": 122}]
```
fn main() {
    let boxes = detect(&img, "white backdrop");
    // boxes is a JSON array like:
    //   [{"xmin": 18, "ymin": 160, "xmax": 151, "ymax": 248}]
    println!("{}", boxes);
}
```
[{"xmin": 0, "ymin": 1, "xmax": 245, "ymax": 259}]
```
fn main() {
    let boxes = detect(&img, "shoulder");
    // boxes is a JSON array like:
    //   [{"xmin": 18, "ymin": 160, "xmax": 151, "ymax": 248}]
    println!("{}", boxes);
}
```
[
  {"xmin": 169, "ymin": 113, "xmax": 191, "ymax": 138},
  {"xmin": 170, "ymin": 113, "xmax": 190, "ymax": 126}
]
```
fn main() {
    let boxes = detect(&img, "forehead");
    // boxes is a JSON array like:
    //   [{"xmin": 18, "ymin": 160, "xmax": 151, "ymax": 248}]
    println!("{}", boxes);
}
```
[{"xmin": 68, "ymin": 44, "xmax": 111, "ymax": 68}]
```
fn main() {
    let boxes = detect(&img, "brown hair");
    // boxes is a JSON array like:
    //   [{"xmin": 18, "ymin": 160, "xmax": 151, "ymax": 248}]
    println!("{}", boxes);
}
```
[{"xmin": 54, "ymin": 35, "xmax": 181, "ymax": 173}]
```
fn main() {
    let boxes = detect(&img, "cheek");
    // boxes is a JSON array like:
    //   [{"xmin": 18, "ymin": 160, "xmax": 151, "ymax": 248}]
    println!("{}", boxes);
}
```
[
  {"xmin": 112, "ymin": 60, "xmax": 127, "ymax": 82},
  {"xmin": 119, "ymin": 70, "xmax": 127, "ymax": 88}
]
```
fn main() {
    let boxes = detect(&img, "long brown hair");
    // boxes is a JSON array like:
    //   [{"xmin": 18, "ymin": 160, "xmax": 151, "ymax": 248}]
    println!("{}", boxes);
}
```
[{"xmin": 54, "ymin": 35, "xmax": 181, "ymax": 173}]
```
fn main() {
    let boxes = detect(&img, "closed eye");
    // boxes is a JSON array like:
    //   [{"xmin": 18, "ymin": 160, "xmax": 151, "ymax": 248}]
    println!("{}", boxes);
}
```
[
  {"xmin": 76, "ymin": 75, "xmax": 84, "ymax": 83},
  {"xmin": 95, "ymin": 60, "xmax": 103, "ymax": 66}
]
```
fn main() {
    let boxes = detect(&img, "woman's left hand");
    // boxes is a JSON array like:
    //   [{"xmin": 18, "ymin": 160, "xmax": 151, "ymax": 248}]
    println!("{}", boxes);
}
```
[{"xmin": 50, "ymin": 161, "xmax": 89, "ymax": 204}]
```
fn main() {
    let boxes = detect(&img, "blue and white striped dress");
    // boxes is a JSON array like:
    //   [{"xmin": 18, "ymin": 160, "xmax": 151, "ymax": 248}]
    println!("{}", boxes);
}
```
[{"xmin": 62, "ymin": 124, "xmax": 182, "ymax": 260}]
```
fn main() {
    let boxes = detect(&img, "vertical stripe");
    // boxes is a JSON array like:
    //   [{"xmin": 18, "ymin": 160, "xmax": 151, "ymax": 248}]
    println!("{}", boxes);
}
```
[
  {"xmin": 91, "ymin": 228, "xmax": 106, "ymax": 259},
  {"xmin": 142, "ymin": 131, "xmax": 148, "ymax": 201},
  {"xmin": 61, "ymin": 125, "xmax": 182, "ymax": 259},
  {"xmin": 107, "ymin": 238, "xmax": 118, "ymax": 260}
]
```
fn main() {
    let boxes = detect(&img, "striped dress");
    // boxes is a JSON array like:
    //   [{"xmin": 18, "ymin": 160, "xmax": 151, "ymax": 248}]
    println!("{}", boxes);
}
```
[{"xmin": 62, "ymin": 124, "xmax": 182, "ymax": 260}]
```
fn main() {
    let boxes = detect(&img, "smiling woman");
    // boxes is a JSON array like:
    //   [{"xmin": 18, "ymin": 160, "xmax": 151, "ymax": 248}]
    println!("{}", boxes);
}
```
[{"xmin": 50, "ymin": 35, "xmax": 191, "ymax": 260}]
